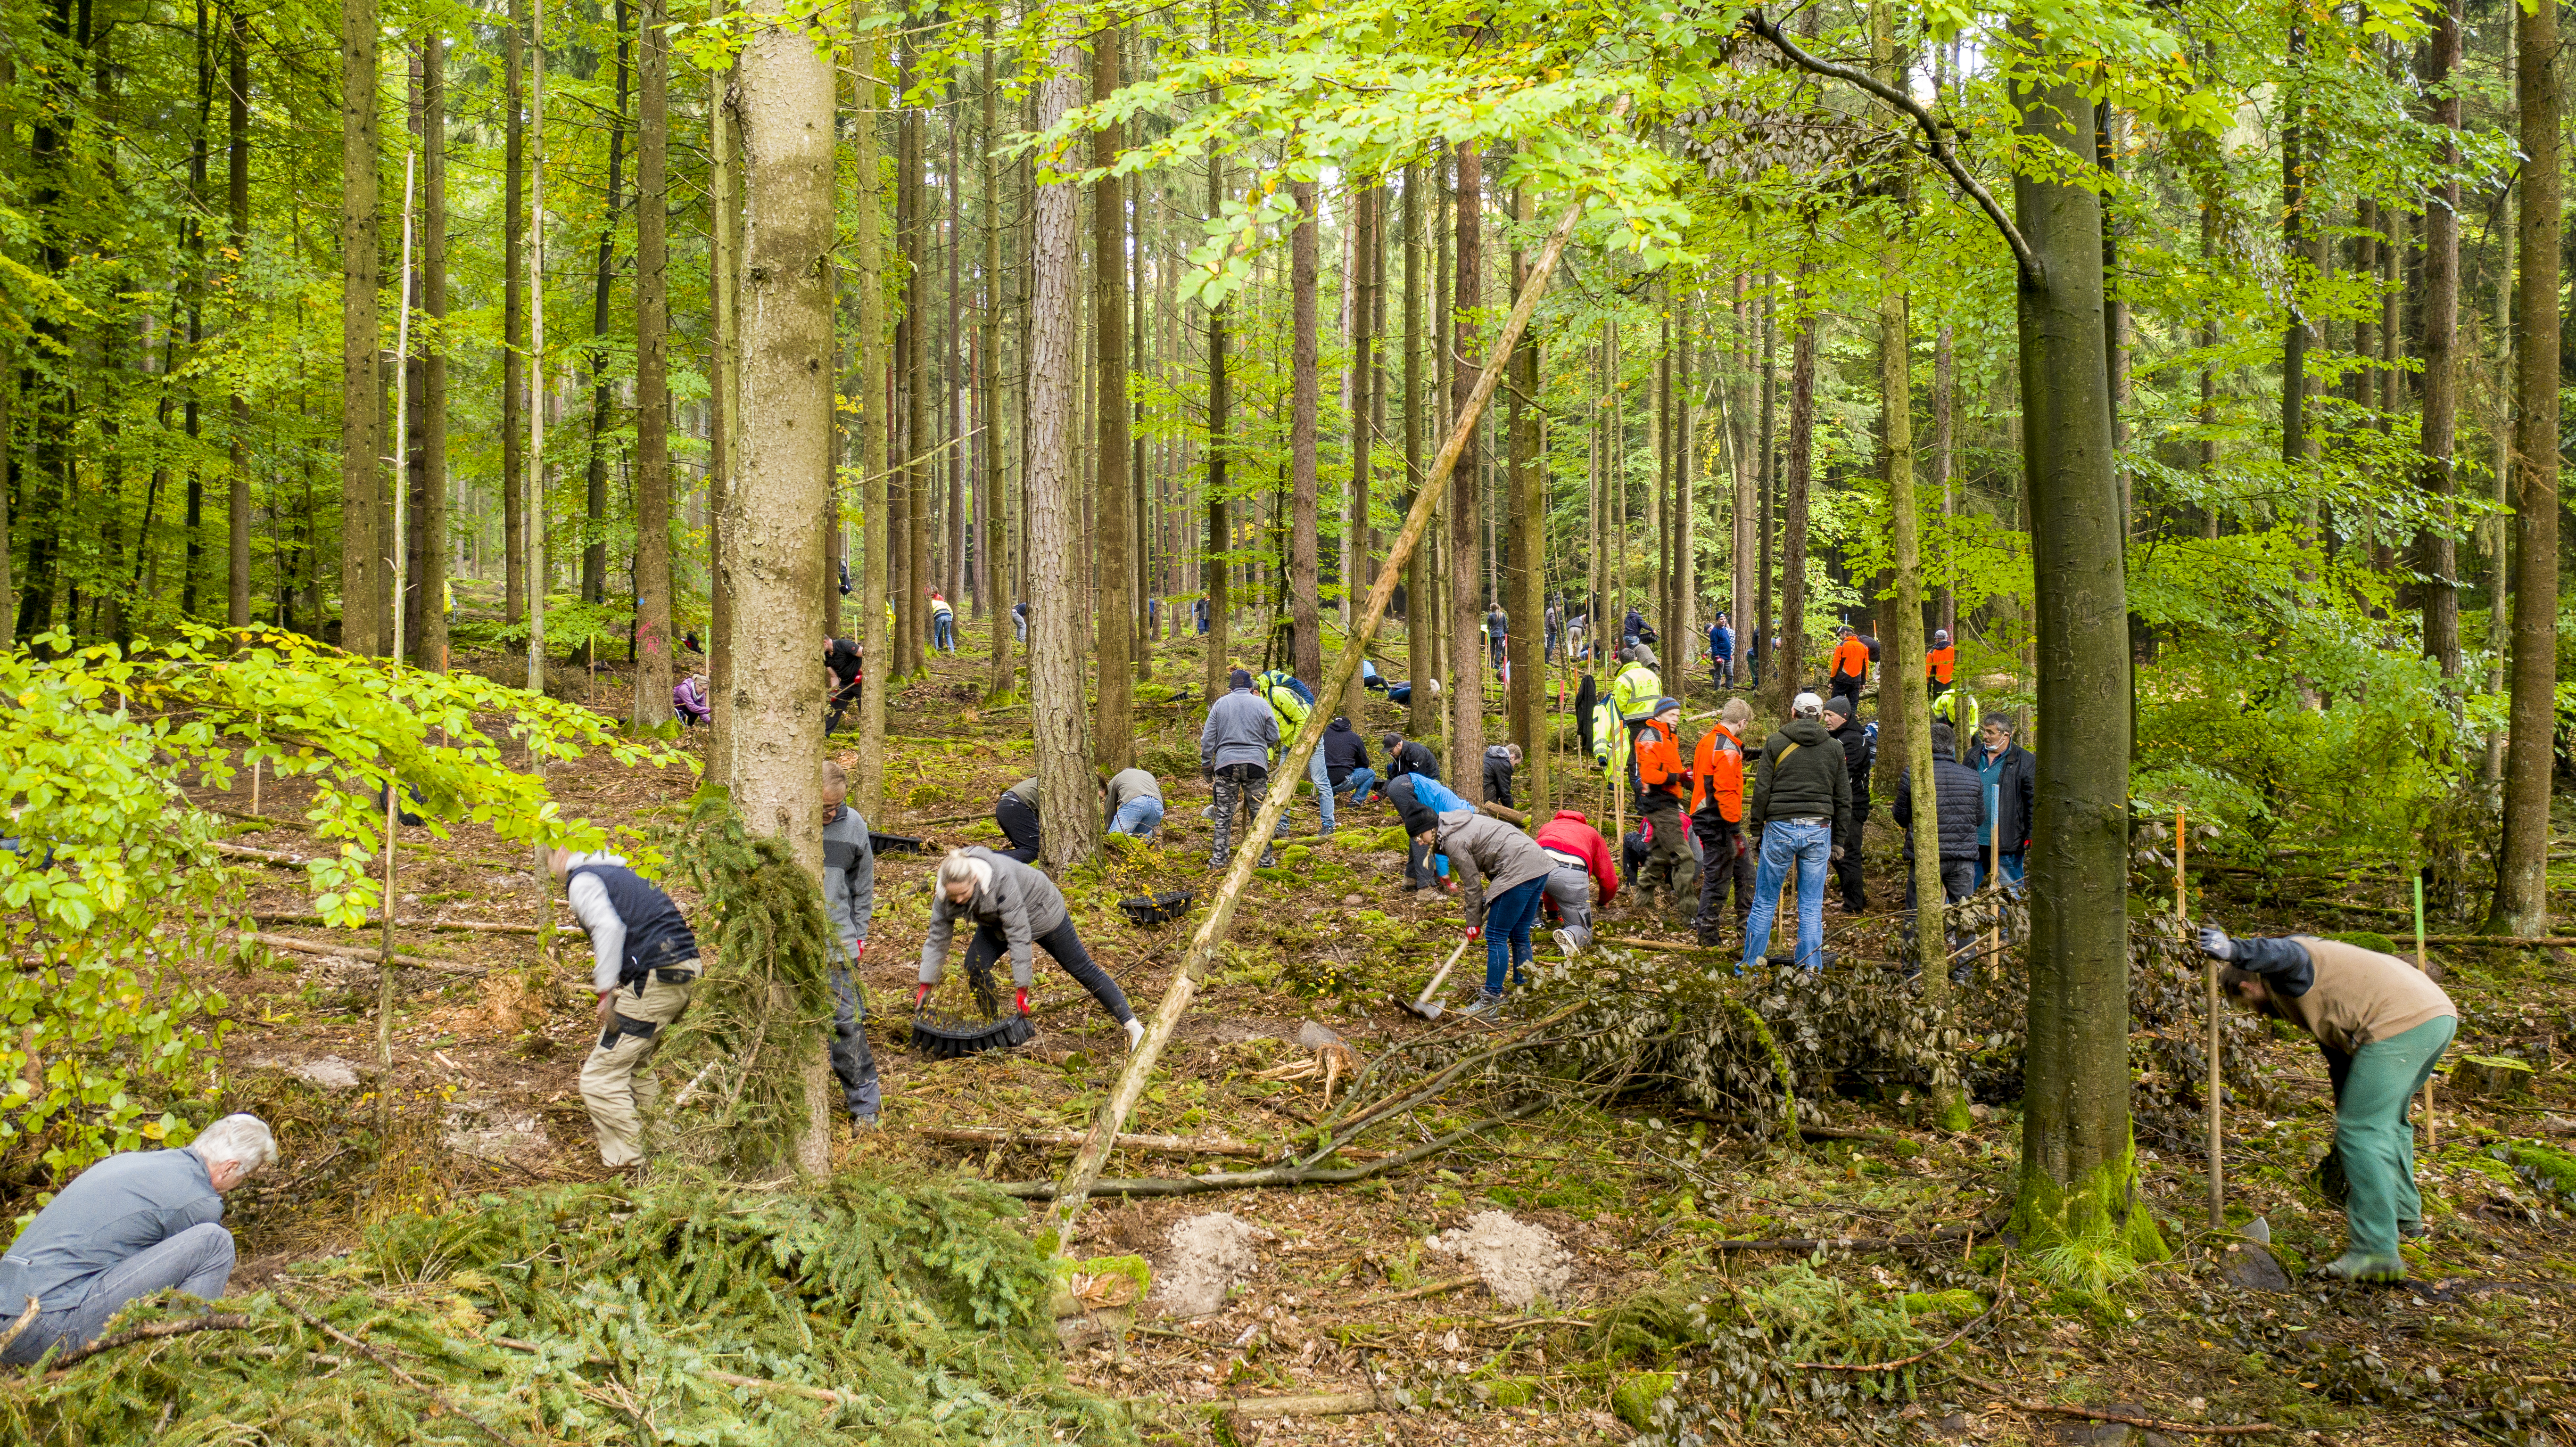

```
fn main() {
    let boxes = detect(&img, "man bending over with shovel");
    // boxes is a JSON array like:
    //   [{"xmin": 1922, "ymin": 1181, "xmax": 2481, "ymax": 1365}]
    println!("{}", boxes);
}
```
[{"xmin": 1398, "ymin": 788, "xmax": 1554, "ymax": 1020}]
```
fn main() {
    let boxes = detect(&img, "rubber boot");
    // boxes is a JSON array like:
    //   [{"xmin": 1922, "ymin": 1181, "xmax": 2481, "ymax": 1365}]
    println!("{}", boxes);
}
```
[{"xmin": 2318, "ymin": 1250, "xmax": 2406, "ymax": 1283}]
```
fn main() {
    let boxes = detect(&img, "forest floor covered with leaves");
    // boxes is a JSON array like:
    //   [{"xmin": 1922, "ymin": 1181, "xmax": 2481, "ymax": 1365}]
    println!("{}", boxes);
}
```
[{"xmin": 16, "ymin": 627, "xmax": 2576, "ymax": 1446}]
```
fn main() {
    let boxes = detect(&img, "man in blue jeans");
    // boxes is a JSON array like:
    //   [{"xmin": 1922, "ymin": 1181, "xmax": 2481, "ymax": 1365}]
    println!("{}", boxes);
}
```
[
  {"xmin": 1104, "ymin": 767, "xmax": 1165, "ymax": 839},
  {"xmin": 1738, "ymin": 691, "xmax": 1853, "ymax": 972},
  {"xmin": 1398, "ymin": 787, "xmax": 1555, "ymax": 1019},
  {"xmin": 0, "ymin": 1114, "xmax": 277, "ymax": 1363}
]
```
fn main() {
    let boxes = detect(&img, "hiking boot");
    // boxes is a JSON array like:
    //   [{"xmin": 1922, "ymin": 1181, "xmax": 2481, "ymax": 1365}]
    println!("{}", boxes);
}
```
[
  {"xmin": 1458, "ymin": 988, "xmax": 1508, "ymax": 1021},
  {"xmin": 1260, "ymin": 850, "xmax": 1280, "ymax": 868}
]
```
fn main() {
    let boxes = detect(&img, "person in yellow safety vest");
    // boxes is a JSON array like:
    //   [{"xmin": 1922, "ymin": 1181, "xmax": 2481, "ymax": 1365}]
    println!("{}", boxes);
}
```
[
  {"xmin": 1599, "ymin": 645, "xmax": 1663, "ymax": 784},
  {"xmin": 1932, "ymin": 684, "xmax": 1979, "ymax": 738},
  {"xmin": 1257, "ymin": 670, "xmax": 1320, "ymax": 835}
]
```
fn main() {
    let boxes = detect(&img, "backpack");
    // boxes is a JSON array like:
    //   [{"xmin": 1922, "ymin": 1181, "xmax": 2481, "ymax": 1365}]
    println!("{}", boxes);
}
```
[
  {"xmin": 1860, "ymin": 722, "xmax": 1878, "ymax": 775},
  {"xmin": 1862, "ymin": 633, "xmax": 1882, "ymax": 663}
]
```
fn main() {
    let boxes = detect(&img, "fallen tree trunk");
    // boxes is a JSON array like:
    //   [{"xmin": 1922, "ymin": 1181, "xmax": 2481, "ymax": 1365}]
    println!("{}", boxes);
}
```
[
  {"xmin": 1047, "ymin": 124, "xmax": 1624, "ymax": 1250},
  {"xmin": 1006, "ymin": 1100, "xmax": 1546, "ymax": 1200},
  {"xmin": 214, "ymin": 840, "xmax": 307, "ymax": 868},
  {"xmin": 919, "ymin": 1126, "xmax": 1266, "ymax": 1157},
  {"xmin": 237, "ymin": 930, "xmax": 481, "ymax": 976},
  {"xmin": 251, "ymin": 912, "xmax": 580, "ymax": 937}
]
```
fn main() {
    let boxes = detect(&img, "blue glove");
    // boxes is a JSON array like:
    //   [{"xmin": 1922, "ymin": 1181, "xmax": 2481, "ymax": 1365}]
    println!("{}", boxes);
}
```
[{"xmin": 2196, "ymin": 925, "xmax": 2235, "ymax": 962}]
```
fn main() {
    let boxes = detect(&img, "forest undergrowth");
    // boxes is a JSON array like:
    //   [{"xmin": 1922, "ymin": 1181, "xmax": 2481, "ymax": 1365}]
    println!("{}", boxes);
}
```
[{"xmin": 3, "ymin": 629, "xmax": 2572, "ymax": 1446}]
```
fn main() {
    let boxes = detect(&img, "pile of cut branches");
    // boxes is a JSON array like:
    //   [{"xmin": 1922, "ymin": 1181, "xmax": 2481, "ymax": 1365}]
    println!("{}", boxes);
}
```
[{"xmin": 0, "ymin": 1173, "xmax": 1127, "ymax": 1445}]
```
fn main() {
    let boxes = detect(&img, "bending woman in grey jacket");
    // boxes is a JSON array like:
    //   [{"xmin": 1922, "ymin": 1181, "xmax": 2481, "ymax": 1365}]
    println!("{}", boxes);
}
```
[{"xmin": 916, "ymin": 847, "xmax": 1142, "ymax": 1048}]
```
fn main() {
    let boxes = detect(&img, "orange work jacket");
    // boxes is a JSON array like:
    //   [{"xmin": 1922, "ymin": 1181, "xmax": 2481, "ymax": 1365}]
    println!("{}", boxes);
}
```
[{"xmin": 1691, "ymin": 724, "xmax": 1745, "ymax": 822}]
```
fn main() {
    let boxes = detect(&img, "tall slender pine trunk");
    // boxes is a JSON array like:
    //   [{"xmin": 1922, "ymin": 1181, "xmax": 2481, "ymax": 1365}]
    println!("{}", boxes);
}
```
[
  {"xmin": 339, "ymin": 0, "xmax": 380, "ymax": 654},
  {"xmin": 501, "ymin": 0, "xmax": 526, "ymax": 624},
  {"xmin": 2416, "ymin": 0, "xmax": 2462, "ymax": 678},
  {"xmin": 854, "ymin": 38, "xmax": 890, "ymax": 814},
  {"xmin": 1091, "ymin": 30, "xmax": 1134, "ymax": 771},
  {"xmin": 1447, "ymin": 145, "xmax": 1483, "ymax": 801},
  {"xmin": 1030, "ymin": 46, "xmax": 1099, "ymax": 867},
  {"xmin": 1288, "ymin": 179, "xmax": 1322, "ymax": 685},
  {"xmin": 630, "ymin": 0, "xmax": 671, "ymax": 720}
]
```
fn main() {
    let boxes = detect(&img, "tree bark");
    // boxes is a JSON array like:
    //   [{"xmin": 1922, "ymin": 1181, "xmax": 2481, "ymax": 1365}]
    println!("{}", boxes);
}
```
[
  {"xmin": 853, "ymin": 38, "xmax": 889, "ymax": 812},
  {"xmin": 1447, "ymin": 145, "xmax": 1483, "ymax": 803},
  {"xmin": 2416, "ymin": 0, "xmax": 2462, "ymax": 678},
  {"xmin": 224, "ymin": 5, "xmax": 251, "ymax": 628},
  {"xmin": 339, "ymin": 0, "xmax": 380, "ymax": 655},
  {"xmin": 1204, "ymin": 143, "xmax": 1231, "ymax": 710},
  {"xmin": 1505, "ymin": 182, "xmax": 1542, "ymax": 770},
  {"xmin": 706, "ymin": 52, "xmax": 737, "ymax": 777},
  {"xmin": 1675, "ymin": 286, "xmax": 1694, "ymax": 675},
  {"xmin": 901, "ymin": 50, "xmax": 930, "ymax": 682},
  {"xmin": 2008, "ymin": 47, "xmax": 2139, "ymax": 1233},
  {"xmin": 1403, "ymin": 162, "xmax": 1428, "ymax": 740},
  {"xmin": 630, "ymin": 0, "xmax": 672, "ymax": 722},
  {"xmin": 1030, "ymin": 48, "xmax": 1099, "ymax": 868},
  {"xmin": 1343, "ymin": 181, "xmax": 1379, "ymax": 725},
  {"xmin": 1092, "ymin": 30, "xmax": 1134, "ymax": 771},
  {"xmin": 579, "ymin": 4, "xmax": 629, "ymax": 609},
  {"xmin": 2490, "ymin": 0, "xmax": 2559, "ymax": 938},
  {"xmin": 1777, "ymin": 275, "xmax": 1816, "ymax": 714},
  {"xmin": 1730, "ymin": 278, "xmax": 1755, "ymax": 679},
  {"xmin": 501, "ymin": 0, "xmax": 525, "ymax": 625},
  {"xmin": 1288, "ymin": 179, "xmax": 1322, "ymax": 686},
  {"xmin": 403, "ymin": 32, "xmax": 448, "ymax": 671},
  {"xmin": 981, "ymin": 20, "xmax": 1011, "ymax": 701},
  {"xmin": 2281, "ymin": 20, "xmax": 2308, "ymax": 469}
]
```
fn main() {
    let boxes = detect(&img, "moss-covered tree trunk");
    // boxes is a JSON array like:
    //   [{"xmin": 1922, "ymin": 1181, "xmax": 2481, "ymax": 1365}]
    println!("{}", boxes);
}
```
[
  {"xmin": 631, "ymin": 0, "xmax": 672, "ymax": 723},
  {"xmin": 2009, "ymin": 47, "xmax": 2145, "ymax": 1248},
  {"xmin": 1090, "ymin": 29, "xmax": 1134, "ymax": 773}
]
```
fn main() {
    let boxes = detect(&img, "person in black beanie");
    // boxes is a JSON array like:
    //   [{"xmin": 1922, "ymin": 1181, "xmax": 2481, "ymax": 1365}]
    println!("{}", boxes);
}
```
[{"xmin": 1821, "ymin": 695, "xmax": 1873, "ymax": 913}]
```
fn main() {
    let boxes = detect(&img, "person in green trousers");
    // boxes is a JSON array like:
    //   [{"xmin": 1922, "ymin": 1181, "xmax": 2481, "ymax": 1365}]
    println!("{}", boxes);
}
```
[{"xmin": 2197, "ymin": 925, "xmax": 2457, "ymax": 1282}]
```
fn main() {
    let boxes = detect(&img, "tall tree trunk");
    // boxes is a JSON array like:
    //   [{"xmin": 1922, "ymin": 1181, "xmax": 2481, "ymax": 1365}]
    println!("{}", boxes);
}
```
[
  {"xmin": 2490, "ymin": 0, "xmax": 2560, "ymax": 937},
  {"xmin": 1091, "ymin": 31, "xmax": 1134, "ymax": 770},
  {"xmin": 1030, "ymin": 47, "xmax": 1099, "ymax": 867},
  {"xmin": 2008, "ymin": 45, "xmax": 2141, "ymax": 1238},
  {"xmin": 1756, "ymin": 283, "xmax": 1776, "ymax": 681},
  {"xmin": 225, "ymin": 4, "xmax": 251, "ymax": 627},
  {"xmin": 1506, "ymin": 181, "xmax": 1542, "ymax": 770},
  {"xmin": 630, "ymin": 0, "xmax": 671, "ymax": 721},
  {"xmin": 729, "ymin": 12, "xmax": 835, "ymax": 1172},
  {"xmin": 1204, "ymin": 144, "xmax": 1230, "ymax": 709},
  {"xmin": 404, "ymin": 31, "xmax": 448, "ymax": 670},
  {"xmin": 501, "ymin": 0, "xmax": 525, "ymax": 624},
  {"xmin": 339, "ymin": 0, "xmax": 380, "ymax": 655},
  {"xmin": 1777, "ymin": 277, "xmax": 1816, "ymax": 713},
  {"xmin": 901, "ymin": 49, "xmax": 930, "ymax": 681},
  {"xmin": 1675, "ymin": 287, "xmax": 1694, "ymax": 673},
  {"xmin": 947, "ymin": 87, "xmax": 966, "ymax": 610},
  {"xmin": 705, "ymin": 50, "xmax": 738, "ymax": 774},
  {"xmin": 1288, "ymin": 179, "xmax": 1322, "ymax": 686},
  {"xmin": 1730, "ymin": 278, "xmax": 1755, "ymax": 677},
  {"xmin": 981, "ymin": 19, "xmax": 1010, "ymax": 700},
  {"xmin": 1343, "ymin": 181, "xmax": 1378, "ymax": 724},
  {"xmin": 1403, "ymin": 162, "xmax": 1428, "ymax": 739},
  {"xmin": 182, "ymin": 0, "xmax": 209, "ymax": 621},
  {"xmin": 580, "ymin": 2, "xmax": 630, "ymax": 608},
  {"xmin": 1447, "ymin": 145, "xmax": 1484, "ymax": 802},
  {"xmin": 2417, "ymin": 0, "xmax": 2462, "ymax": 678},
  {"xmin": 2281, "ymin": 20, "xmax": 2308, "ymax": 469},
  {"xmin": 854, "ymin": 38, "xmax": 889, "ymax": 812},
  {"xmin": 525, "ymin": 3, "xmax": 549, "ymax": 693}
]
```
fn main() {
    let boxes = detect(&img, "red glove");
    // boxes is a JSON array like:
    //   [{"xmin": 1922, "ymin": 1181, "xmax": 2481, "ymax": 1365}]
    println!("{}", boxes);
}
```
[
  {"xmin": 1014, "ymin": 987, "xmax": 1031, "ymax": 1015},
  {"xmin": 913, "ymin": 982, "xmax": 932, "ymax": 1007},
  {"xmin": 852, "ymin": 941, "xmax": 866, "ymax": 960},
  {"xmin": 1465, "ymin": 927, "xmax": 1483, "ymax": 942}
]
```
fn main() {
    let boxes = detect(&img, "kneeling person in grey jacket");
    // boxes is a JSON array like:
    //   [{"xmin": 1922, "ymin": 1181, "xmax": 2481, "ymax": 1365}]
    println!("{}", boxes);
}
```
[
  {"xmin": 1399, "ymin": 793, "xmax": 1555, "ymax": 1019},
  {"xmin": 819, "ymin": 761, "xmax": 881, "ymax": 1123},
  {"xmin": 555, "ymin": 847, "xmax": 702, "ymax": 1168},
  {"xmin": 0, "ymin": 1114, "xmax": 276, "ymax": 1364},
  {"xmin": 918, "ymin": 847, "xmax": 1144, "ymax": 1050}
]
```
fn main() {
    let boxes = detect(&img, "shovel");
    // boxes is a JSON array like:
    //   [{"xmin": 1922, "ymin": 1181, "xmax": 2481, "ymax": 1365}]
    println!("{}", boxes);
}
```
[{"xmin": 1395, "ymin": 936, "xmax": 1476, "ymax": 1022}]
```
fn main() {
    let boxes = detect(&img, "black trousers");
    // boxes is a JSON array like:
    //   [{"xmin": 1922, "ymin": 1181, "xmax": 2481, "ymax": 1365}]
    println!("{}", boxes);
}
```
[
  {"xmin": 1831, "ymin": 809, "xmax": 1866, "ymax": 909},
  {"xmin": 995, "ymin": 794, "xmax": 1043, "ymax": 863},
  {"xmin": 1691, "ymin": 810, "xmax": 1754, "ymax": 928},
  {"xmin": 825, "ymin": 678, "xmax": 863, "ymax": 734},
  {"xmin": 958, "ymin": 917, "xmax": 1134, "ymax": 1026}
]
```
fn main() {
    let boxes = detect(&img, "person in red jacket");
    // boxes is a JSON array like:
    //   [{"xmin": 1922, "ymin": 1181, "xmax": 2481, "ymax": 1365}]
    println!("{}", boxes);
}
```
[
  {"xmin": 1828, "ymin": 625, "xmax": 1872, "ymax": 699},
  {"xmin": 1630, "ymin": 698, "xmax": 1693, "ymax": 917},
  {"xmin": 1689, "ymin": 698, "xmax": 1755, "ymax": 945},
  {"xmin": 1534, "ymin": 809, "xmax": 1617, "ymax": 951}
]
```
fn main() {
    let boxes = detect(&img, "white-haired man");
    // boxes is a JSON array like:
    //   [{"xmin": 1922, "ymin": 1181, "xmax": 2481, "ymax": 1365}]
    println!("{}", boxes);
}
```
[{"xmin": 0, "ymin": 1113, "xmax": 277, "ymax": 1363}]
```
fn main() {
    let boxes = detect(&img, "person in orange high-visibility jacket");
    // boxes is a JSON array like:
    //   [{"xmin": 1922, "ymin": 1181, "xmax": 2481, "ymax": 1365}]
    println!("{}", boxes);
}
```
[
  {"xmin": 1689, "ymin": 698, "xmax": 1756, "ymax": 944},
  {"xmin": 1926, "ymin": 628, "xmax": 1956, "ymax": 700},
  {"xmin": 1630, "ymin": 698, "xmax": 1693, "ymax": 915},
  {"xmin": 1828, "ymin": 626, "xmax": 1872, "ymax": 698}
]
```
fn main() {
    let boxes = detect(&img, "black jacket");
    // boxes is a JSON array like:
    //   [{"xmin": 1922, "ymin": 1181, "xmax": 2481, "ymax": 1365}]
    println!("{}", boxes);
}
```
[
  {"xmin": 825, "ymin": 638, "xmax": 862, "ymax": 687},
  {"xmin": 1891, "ymin": 743, "xmax": 1990, "ymax": 860},
  {"xmin": 1747, "ymin": 719, "xmax": 1852, "ymax": 842},
  {"xmin": 1828, "ymin": 716, "xmax": 1873, "ymax": 809},
  {"xmin": 1321, "ymin": 719, "xmax": 1371, "ymax": 786},
  {"xmin": 1483, "ymin": 746, "xmax": 1517, "ymax": 808},
  {"xmin": 1385, "ymin": 739, "xmax": 1439, "ymax": 782},
  {"xmin": 1972, "ymin": 740, "xmax": 2037, "ymax": 854}
]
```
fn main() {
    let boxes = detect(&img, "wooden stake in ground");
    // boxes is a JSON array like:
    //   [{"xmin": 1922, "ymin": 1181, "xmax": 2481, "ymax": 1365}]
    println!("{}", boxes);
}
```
[{"xmin": 1049, "ymin": 118, "xmax": 1624, "ymax": 1250}]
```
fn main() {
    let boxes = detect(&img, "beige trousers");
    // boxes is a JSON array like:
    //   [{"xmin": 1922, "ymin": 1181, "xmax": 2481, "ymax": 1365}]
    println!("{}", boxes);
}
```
[{"xmin": 578, "ymin": 966, "xmax": 698, "ymax": 1167}]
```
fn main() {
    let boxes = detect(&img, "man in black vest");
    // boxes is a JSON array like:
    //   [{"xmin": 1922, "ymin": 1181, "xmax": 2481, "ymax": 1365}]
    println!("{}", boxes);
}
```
[{"xmin": 553, "ymin": 848, "xmax": 702, "ymax": 1168}]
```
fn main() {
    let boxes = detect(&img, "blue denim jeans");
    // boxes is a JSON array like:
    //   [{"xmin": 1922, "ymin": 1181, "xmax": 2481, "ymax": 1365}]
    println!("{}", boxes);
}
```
[
  {"xmin": 1308, "ymin": 749, "xmax": 1336, "ymax": 832},
  {"xmin": 933, "ymin": 615, "xmax": 955, "ymax": 652},
  {"xmin": 1480, "ymin": 875, "xmax": 1547, "ymax": 995},
  {"xmin": 1973, "ymin": 852, "xmax": 2027, "ymax": 891},
  {"xmin": 1108, "ymin": 795, "xmax": 1165, "ymax": 839},
  {"xmin": 1739, "ymin": 820, "xmax": 1832, "ymax": 971},
  {"xmin": 1335, "ymin": 765, "xmax": 1378, "ymax": 805}
]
